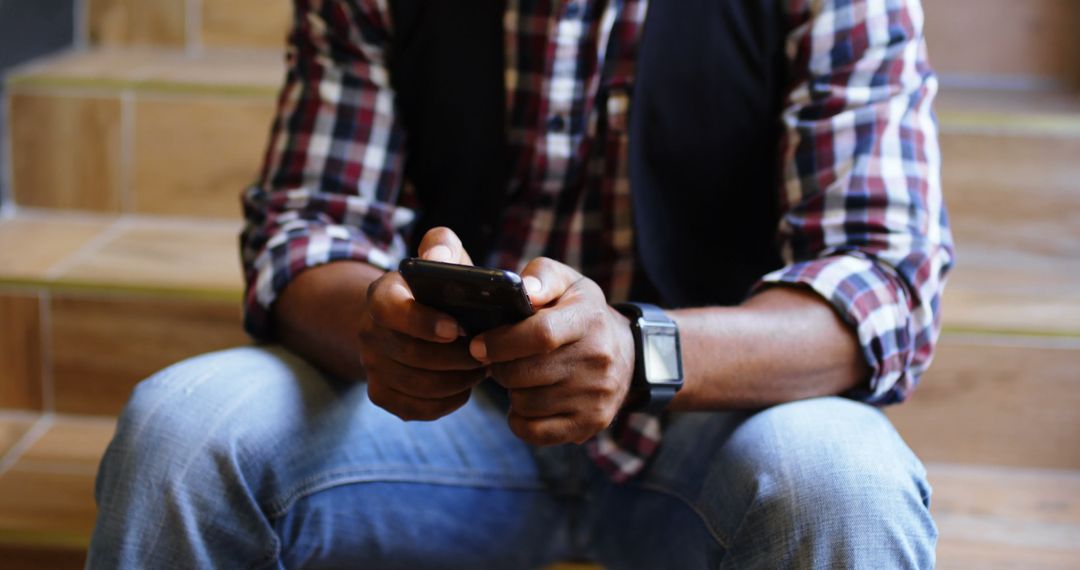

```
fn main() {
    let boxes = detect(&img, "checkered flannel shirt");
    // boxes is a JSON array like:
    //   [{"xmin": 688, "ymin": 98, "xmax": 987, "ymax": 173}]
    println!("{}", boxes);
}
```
[{"xmin": 241, "ymin": 0, "xmax": 954, "ymax": 482}]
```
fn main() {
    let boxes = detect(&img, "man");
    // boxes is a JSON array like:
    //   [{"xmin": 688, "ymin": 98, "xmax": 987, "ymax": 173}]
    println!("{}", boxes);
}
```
[{"xmin": 90, "ymin": 0, "xmax": 952, "ymax": 567}]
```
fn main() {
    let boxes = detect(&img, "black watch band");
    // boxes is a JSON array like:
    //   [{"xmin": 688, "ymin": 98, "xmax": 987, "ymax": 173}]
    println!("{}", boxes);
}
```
[{"xmin": 613, "ymin": 302, "xmax": 683, "ymax": 414}]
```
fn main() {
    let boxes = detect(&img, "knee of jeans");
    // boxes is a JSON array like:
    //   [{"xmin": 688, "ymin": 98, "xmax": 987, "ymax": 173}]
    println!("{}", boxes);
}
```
[
  {"xmin": 730, "ymin": 398, "xmax": 931, "ymax": 523},
  {"xmin": 109, "ymin": 346, "xmax": 300, "ymax": 473}
]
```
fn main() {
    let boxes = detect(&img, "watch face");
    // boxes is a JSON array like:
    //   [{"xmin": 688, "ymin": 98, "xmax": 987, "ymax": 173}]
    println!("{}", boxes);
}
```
[{"xmin": 642, "ymin": 327, "xmax": 681, "ymax": 384}]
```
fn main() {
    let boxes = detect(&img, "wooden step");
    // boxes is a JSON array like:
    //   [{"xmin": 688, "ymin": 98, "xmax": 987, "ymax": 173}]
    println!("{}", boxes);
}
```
[
  {"xmin": 0, "ymin": 212, "xmax": 248, "ymax": 416},
  {"xmin": 86, "ymin": 0, "xmax": 291, "ymax": 50},
  {"xmin": 935, "ymin": 87, "xmax": 1080, "ymax": 338},
  {"xmin": 6, "ymin": 49, "xmax": 281, "ymax": 218},
  {"xmin": 895, "ymin": 88, "xmax": 1080, "ymax": 470},
  {"xmin": 931, "ymin": 463, "xmax": 1080, "ymax": 569},
  {"xmin": 923, "ymin": 0, "xmax": 1079, "ymax": 87},
  {"xmin": 887, "ymin": 335, "xmax": 1080, "ymax": 471},
  {"xmin": 0, "ymin": 413, "xmax": 114, "ymax": 569}
]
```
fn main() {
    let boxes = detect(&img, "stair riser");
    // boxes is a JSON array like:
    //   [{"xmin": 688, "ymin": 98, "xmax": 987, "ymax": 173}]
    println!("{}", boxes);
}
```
[
  {"xmin": 0, "ymin": 289, "xmax": 248, "ymax": 416},
  {"xmin": 923, "ymin": 0, "xmax": 1079, "ymax": 86},
  {"xmin": 8, "ymin": 88, "xmax": 275, "ymax": 218},
  {"xmin": 0, "ymin": 294, "xmax": 44, "ymax": 410},
  {"xmin": 87, "ymin": 0, "xmax": 290, "ymax": 50},
  {"xmin": 888, "ymin": 337, "xmax": 1080, "ymax": 470}
]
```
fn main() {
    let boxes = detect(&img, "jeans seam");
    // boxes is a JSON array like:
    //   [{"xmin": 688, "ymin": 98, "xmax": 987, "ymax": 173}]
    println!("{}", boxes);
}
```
[
  {"xmin": 628, "ymin": 481, "xmax": 732, "ymax": 550},
  {"xmin": 252, "ymin": 533, "xmax": 281, "ymax": 570},
  {"xmin": 266, "ymin": 467, "xmax": 547, "ymax": 520}
]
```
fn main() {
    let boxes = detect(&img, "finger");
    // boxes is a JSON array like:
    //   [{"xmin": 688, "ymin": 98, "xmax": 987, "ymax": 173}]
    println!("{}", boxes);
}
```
[
  {"xmin": 470, "ymin": 303, "xmax": 589, "ymax": 363},
  {"xmin": 382, "ymin": 333, "xmax": 482, "ymax": 371},
  {"xmin": 368, "ymin": 381, "xmax": 472, "ymax": 422},
  {"xmin": 507, "ymin": 383, "xmax": 578, "ymax": 418},
  {"xmin": 418, "ymin": 226, "xmax": 474, "ymax": 266},
  {"xmin": 519, "ymin": 256, "xmax": 582, "ymax": 308},
  {"xmin": 489, "ymin": 354, "xmax": 563, "ymax": 390},
  {"xmin": 367, "ymin": 272, "xmax": 462, "ymax": 342},
  {"xmin": 367, "ymin": 356, "xmax": 484, "ymax": 399},
  {"xmin": 508, "ymin": 411, "xmax": 598, "ymax": 446}
]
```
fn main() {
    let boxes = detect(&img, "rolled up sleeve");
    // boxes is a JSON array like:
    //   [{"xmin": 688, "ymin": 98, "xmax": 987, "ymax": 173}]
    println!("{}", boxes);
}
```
[
  {"xmin": 756, "ymin": 0, "xmax": 955, "ymax": 404},
  {"xmin": 240, "ymin": 0, "xmax": 411, "ymax": 340}
]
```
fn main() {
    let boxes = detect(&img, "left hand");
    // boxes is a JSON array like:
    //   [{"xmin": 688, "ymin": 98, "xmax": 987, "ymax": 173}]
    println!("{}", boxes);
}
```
[{"xmin": 469, "ymin": 257, "xmax": 636, "ymax": 446}]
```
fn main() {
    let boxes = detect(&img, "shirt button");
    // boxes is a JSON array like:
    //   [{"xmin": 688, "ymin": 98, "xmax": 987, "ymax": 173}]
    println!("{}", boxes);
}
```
[
  {"xmin": 546, "ymin": 114, "xmax": 567, "ymax": 132},
  {"xmin": 565, "ymin": 1, "xmax": 582, "ymax": 18}
]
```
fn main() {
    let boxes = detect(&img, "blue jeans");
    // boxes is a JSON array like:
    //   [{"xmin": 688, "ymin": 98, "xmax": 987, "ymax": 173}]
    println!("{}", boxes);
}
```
[{"xmin": 88, "ymin": 346, "xmax": 936, "ymax": 569}]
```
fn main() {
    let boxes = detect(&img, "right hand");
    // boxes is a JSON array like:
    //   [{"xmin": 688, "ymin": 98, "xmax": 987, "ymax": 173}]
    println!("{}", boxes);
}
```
[{"xmin": 359, "ymin": 227, "xmax": 486, "ymax": 421}]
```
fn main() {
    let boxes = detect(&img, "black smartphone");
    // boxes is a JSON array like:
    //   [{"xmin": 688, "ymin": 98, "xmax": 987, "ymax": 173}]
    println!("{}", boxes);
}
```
[{"xmin": 398, "ymin": 258, "xmax": 536, "ymax": 335}]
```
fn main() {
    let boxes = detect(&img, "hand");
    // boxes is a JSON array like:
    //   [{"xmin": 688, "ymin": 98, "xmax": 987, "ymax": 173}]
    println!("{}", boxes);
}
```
[
  {"xmin": 360, "ymin": 227, "xmax": 485, "ymax": 421},
  {"xmin": 469, "ymin": 258, "xmax": 636, "ymax": 446}
]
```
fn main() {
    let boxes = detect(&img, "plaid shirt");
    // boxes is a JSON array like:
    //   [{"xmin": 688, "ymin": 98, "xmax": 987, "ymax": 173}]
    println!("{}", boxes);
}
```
[{"xmin": 241, "ymin": 0, "xmax": 954, "ymax": 482}]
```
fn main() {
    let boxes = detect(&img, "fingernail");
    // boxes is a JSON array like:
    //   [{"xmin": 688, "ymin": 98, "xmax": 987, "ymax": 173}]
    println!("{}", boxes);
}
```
[
  {"xmin": 470, "ymin": 337, "xmax": 488, "ymax": 361},
  {"xmin": 524, "ymin": 275, "xmax": 541, "ymax": 294},
  {"xmin": 424, "ymin": 245, "xmax": 453, "ymax": 263},
  {"xmin": 435, "ymin": 318, "xmax": 458, "ymax": 340}
]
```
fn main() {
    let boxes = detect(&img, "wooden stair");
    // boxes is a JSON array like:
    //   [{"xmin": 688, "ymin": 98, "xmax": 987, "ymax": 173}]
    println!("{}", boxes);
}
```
[{"xmin": 1, "ymin": 0, "xmax": 1078, "ymax": 567}]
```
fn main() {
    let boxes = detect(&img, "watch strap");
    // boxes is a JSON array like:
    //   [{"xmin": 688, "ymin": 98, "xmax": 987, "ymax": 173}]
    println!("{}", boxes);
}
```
[
  {"xmin": 641, "ymin": 385, "xmax": 678, "ymax": 414},
  {"xmin": 613, "ymin": 302, "xmax": 682, "ymax": 413},
  {"xmin": 613, "ymin": 301, "xmax": 668, "ymax": 323}
]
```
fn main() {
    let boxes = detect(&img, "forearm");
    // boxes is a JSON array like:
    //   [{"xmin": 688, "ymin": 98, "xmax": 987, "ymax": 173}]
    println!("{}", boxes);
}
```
[
  {"xmin": 273, "ymin": 261, "xmax": 385, "ymax": 381},
  {"xmin": 669, "ymin": 286, "xmax": 869, "ymax": 411}
]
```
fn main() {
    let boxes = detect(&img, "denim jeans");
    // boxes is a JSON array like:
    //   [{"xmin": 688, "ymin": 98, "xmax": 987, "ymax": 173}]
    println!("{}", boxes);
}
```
[{"xmin": 88, "ymin": 346, "xmax": 936, "ymax": 569}]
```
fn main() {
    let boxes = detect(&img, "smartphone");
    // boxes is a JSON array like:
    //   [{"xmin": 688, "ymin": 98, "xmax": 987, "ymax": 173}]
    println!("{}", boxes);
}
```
[{"xmin": 398, "ymin": 258, "xmax": 536, "ymax": 335}]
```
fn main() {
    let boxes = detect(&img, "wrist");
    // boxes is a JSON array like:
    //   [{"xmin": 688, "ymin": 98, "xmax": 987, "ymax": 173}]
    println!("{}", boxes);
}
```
[
  {"xmin": 608, "ymin": 305, "xmax": 638, "ymax": 409},
  {"xmin": 275, "ymin": 261, "xmax": 384, "ymax": 380}
]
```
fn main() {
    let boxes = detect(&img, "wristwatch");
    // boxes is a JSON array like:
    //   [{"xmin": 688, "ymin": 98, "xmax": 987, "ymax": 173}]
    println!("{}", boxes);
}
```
[{"xmin": 613, "ymin": 302, "xmax": 684, "ymax": 413}]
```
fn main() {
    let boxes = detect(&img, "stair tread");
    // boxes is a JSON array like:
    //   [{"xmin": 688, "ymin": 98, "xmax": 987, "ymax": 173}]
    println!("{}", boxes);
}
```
[
  {"xmin": 0, "ymin": 216, "xmax": 114, "ymax": 282},
  {"xmin": 944, "ymin": 261, "xmax": 1080, "ymax": 337},
  {"xmin": 0, "ymin": 414, "xmax": 37, "ymax": 459},
  {"xmin": 17, "ymin": 417, "xmax": 117, "ymax": 469},
  {"xmin": 0, "ymin": 415, "xmax": 113, "ymax": 546},
  {"xmin": 0, "ymin": 213, "xmax": 242, "ymax": 300},
  {"xmin": 7, "ymin": 49, "xmax": 283, "ymax": 96}
]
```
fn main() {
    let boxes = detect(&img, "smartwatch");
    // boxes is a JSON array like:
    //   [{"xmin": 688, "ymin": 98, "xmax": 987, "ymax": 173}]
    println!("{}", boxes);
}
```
[{"xmin": 613, "ymin": 302, "xmax": 684, "ymax": 413}]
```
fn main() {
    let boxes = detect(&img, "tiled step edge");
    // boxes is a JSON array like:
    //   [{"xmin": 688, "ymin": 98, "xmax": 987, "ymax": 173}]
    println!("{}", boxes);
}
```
[
  {"xmin": 4, "ymin": 49, "xmax": 283, "ymax": 98},
  {"xmin": 936, "ymin": 87, "xmax": 1080, "ymax": 137},
  {"xmin": 0, "ymin": 212, "xmax": 242, "ymax": 302}
]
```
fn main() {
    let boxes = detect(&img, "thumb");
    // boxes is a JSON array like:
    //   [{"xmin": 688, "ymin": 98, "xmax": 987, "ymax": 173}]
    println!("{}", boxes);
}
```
[
  {"xmin": 519, "ymin": 257, "xmax": 582, "ymax": 308},
  {"xmin": 417, "ymin": 227, "xmax": 474, "ymax": 266}
]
